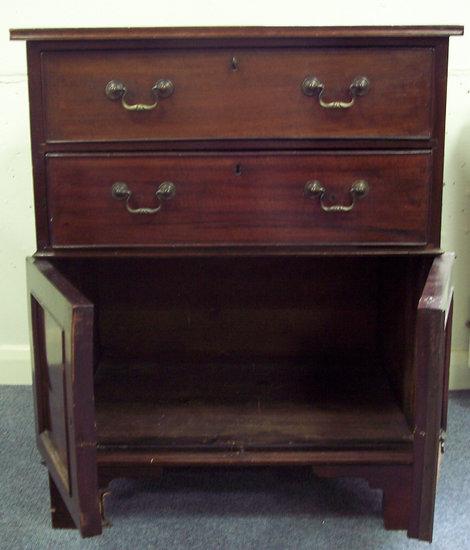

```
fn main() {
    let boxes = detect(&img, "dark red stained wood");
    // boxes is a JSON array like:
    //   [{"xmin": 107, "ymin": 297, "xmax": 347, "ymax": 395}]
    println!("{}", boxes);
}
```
[
  {"xmin": 377, "ymin": 258, "xmax": 415, "ymax": 424},
  {"xmin": 21, "ymin": 28, "xmax": 453, "ymax": 253},
  {"xmin": 27, "ymin": 258, "xmax": 101, "ymax": 537},
  {"xmin": 429, "ymin": 40, "xmax": 450, "ymax": 249},
  {"xmin": 10, "ymin": 26, "xmax": 464, "ymax": 41},
  {"xmin": 93, "ymin": 361, "xmax": 412, "ymax": 451},
  {"xmin": 97, "ymin": 449, "xmax": 413, "ymax": 469},
  {"xmin": 46, "ymin": 151, "xmax": 432, "ymax": 248},
  {"xmin": 441, "ymin": 297, "xmax": 453, "ymax": 431},
  {"xmin": 41, "ymin": 308, "xmax": 70, "ymax": 488},
  {"xmin": 33, "ymin": 247, "xmax": 444, "ymax": 258},
  {"xmin": 42, "ymin": 48, "xmax": 433, "ymax": 142},
  {"xmin": 13, "ymin": 25, "xmax": 461, "ymax": 540},
  {"xmin": 26, "ymin": 42, "xmax": 49, "ymax": 249},
  {"xmin": 409, "ymin": 252, "xmax": 454, "ymax": 542},
  {"xmin": 75, "ymin": 256, "xmax": 380, "ymax": 364},
  {"xmin": 35, "ymin": 139, "xmax": 443, "ymax": 154}
]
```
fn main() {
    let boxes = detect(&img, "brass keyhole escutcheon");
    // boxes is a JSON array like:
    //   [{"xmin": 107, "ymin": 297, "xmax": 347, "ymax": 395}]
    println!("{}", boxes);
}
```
[{"xmin": 230, "ymin": 56, "xmax": 240, "ymax": 71}]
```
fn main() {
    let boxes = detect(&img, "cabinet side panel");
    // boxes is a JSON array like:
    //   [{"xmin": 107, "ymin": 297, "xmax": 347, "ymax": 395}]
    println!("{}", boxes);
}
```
[
  {"xmin": 27, "ymin": 42, "xmax": 48, "ymax": 249},
  {"xmin": 378, "ymin": 257, "xmax": 433, "ymax": 425},
  {"xmin": 428, "ymin": 39, "xmax": 449, "ymax": 248}
]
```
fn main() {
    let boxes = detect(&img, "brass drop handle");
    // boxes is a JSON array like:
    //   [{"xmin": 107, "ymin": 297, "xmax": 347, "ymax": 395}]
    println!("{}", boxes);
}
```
[
  {"xmin": 304, "ymin": 180, "xmax": 369, "ymax": 212},
  {"xmin": 111, "ymin": 181, "xmax": 176, "ymax": 214},
  {"xmin": 301, "ymin": 76, "xmax": 370, "ymax": 109},
  {"xmin": 105, "ymin": 79, "xmax": 174, "ymax": 111}
]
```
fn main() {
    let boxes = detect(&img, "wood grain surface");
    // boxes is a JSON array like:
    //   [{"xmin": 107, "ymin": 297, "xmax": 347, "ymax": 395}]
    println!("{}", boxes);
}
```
[
  {"xmin": 46, "ymin": 151, "xmax": 432, "ymax": 247},
  {"xmin": 94, "ymin": 361, "xmax": 413, "ymax": 451},
  {"xmin": 42, "ymin": 48, "xmax": 433, "ymax": 142},
  {"xmin": 10, "ymin": 26, "xmax": 464, "ymax": 41}
]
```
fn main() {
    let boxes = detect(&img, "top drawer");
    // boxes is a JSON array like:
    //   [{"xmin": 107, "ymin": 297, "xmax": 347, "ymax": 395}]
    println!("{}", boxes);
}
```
[{"xmin": 42, "ymin": 48, "xmax": 433, "ymax": 143}]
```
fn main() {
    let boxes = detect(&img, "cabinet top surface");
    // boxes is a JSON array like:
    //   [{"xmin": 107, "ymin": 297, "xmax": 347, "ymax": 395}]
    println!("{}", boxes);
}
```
[{"xmin": 10, "ymin": 25, "xmax": 464, "ymax": 42}]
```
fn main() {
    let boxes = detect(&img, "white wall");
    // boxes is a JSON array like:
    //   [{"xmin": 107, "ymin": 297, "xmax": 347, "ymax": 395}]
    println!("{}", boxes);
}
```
[{"xmin": 1, "ymin": 1, "xmax": 470, "ymax": 387}]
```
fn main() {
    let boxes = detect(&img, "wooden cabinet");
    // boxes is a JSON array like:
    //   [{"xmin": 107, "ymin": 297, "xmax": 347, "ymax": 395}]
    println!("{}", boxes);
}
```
[{"xmin": 11, "ymin": 26, "xmax": 462, "ymax": 540}]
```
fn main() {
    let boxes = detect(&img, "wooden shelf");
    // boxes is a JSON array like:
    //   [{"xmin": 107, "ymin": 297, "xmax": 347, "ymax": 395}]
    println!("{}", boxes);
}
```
[{"xmin": 94, "ymin": 361, "xmax": 412, "ymax": 453}]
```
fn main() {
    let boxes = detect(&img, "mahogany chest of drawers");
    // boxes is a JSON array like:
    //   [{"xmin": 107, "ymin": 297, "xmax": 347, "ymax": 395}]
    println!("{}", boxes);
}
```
[{"xmin": 11, "ymin": 26, "xmax": 462, "ymax": 540}]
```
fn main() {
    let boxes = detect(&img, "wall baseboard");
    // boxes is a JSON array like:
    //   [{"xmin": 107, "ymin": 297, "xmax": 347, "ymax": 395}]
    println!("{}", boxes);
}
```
[
  {"xmin": 1, "ymin": 345, "xmax": 470, "ymax": 389},
  {"xmin": 0, "ymin": 345, "xmax": 32, "ymax": 384}
]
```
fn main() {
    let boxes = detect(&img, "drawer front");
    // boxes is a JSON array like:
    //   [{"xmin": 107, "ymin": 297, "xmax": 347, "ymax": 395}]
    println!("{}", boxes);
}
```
[
  {"xmin": 46, "ymin": 152, "xmax": 431, "ymax": 248},
  {"xmin": 42, "ymin": 48, "xmax": 433, "ymax": 142}
]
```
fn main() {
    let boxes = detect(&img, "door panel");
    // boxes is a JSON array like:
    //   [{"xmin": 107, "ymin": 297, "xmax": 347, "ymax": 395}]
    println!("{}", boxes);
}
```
[
  {"xmin": 27, "ymin": 257, "xmax": 101, "ymax": 537},
  {"xmin": 409, "ymin": 252, "xmax": 454, "ymax": 541}
]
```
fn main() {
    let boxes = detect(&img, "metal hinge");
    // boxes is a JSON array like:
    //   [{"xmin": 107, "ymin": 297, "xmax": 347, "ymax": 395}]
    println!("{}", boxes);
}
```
[{"xmin": 439, "ymin": 429, "xmax": 447, "ymax": 454}]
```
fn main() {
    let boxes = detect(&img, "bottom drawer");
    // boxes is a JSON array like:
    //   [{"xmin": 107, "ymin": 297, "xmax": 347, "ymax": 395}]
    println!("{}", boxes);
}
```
[{"xmin": 46, "ymin": 151, "xmax": 431, "ymax": 247}]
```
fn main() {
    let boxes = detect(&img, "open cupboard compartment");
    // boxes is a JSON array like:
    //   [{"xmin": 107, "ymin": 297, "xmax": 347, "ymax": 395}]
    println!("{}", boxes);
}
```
[{"xmin": 27, "ymin": 254, "xmax": 453, "ymax": 538}]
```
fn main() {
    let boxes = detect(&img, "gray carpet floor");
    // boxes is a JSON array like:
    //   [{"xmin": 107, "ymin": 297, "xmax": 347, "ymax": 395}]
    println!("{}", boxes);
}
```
[{"xmin": 0, "ymin": 386, "xmax": 469, "ymax": 549}]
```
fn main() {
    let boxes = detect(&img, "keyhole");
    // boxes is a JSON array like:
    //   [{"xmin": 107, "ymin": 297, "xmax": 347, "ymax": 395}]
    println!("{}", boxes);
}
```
[
  {"xmin": 230, "ymin": 56, "xmax": 239, "ymax": 71},
  {"xmin": 235, "ymin": 163, "xmax": 242, "ymax": 176}
]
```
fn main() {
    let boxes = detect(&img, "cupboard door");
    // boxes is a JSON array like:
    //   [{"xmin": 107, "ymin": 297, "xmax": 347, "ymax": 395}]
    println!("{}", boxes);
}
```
[
  {"xmin": 27, "ymin": 258, "xmax": 101, "ymax": 537},
  {"xmin": 410, "ymin": 252, "xmax": 454, "ymax": 541}
]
